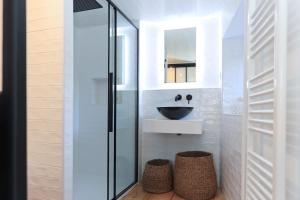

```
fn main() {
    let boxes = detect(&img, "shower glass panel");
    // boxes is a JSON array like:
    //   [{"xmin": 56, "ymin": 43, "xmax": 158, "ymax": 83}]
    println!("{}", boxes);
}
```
[
  {"xmin": 73, "ymin": 1, "xmax": 138, "ymax": 199},
  {"xmin": 115, "ymin": 12, "xmax": 138, "ymax": 194},
  {"xmin": 73, "ymin": 0, "xmax": 109, "ymax": 199},
  {"xmin": 108, "ymin": 5, "xmax": 116, "ymax": 200}
]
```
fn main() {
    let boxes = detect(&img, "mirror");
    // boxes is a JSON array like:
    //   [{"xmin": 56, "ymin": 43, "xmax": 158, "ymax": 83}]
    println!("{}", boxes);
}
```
[{"xmin": 164, "ymin": 27, "xmax": 196, "ymax": 83}]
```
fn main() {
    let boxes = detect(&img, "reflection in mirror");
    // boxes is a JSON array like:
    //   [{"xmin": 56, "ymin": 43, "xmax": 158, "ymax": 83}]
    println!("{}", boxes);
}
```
[
  {"xmin": 117, "ymin": 36, "xmax": 125, "ymax": 85},
  {"xmin": 165, "ymin": 27, "xmax": 196, "ymax": 83}
]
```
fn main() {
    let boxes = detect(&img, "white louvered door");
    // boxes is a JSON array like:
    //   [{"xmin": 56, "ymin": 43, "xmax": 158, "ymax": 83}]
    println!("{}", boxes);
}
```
[{"xmin": 245, "ymin": 0, "xmax": 287, "ymax": 199}]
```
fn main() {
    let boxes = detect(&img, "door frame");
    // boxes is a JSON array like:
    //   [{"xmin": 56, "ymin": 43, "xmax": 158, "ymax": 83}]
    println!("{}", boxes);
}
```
[{"xmin": 0, "ymin": 0, "xmax": 27, "ymax": 199}]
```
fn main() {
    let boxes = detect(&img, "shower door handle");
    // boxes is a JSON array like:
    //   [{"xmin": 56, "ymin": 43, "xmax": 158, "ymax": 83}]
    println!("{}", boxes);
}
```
[{"xmin": 108, "ymin": 72, "xmax": 113, "ymax": 133}]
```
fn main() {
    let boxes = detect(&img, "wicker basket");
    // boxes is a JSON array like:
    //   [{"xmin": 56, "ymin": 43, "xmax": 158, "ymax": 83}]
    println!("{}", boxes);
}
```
[
  {"xmin": 174, "ymin": 151, "xmax": 217, "ymax": 200},
  {"xmin": 142, "ymin": 159, "xmax": 173, "ymax": 194}
]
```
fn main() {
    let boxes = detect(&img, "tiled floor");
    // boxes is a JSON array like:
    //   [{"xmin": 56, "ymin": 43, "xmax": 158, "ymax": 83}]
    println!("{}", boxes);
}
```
[{"xmin": 121, "ymin": 185, "xmax": 223, "ymax": 200}]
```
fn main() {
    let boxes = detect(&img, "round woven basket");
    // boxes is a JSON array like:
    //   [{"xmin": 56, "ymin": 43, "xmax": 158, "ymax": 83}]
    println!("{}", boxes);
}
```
[
  {"xmin": 142, "ymin": 159, "xmax": 173, "ymax": 194},
  {"xmin": 174, "ymin": 151, "xmax": 217, "ymax": 200}
]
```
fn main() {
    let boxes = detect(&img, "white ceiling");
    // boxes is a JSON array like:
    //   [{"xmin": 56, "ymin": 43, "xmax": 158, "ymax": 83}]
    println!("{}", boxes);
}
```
[{"xmin": 112, "ymin": 0, "xmax": 241, "ymax": 34}]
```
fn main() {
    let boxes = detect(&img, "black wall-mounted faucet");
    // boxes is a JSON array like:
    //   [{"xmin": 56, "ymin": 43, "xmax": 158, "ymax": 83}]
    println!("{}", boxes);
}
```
[
  {"xmin": 175, "ymin": 94, "xmax": 182, "ymax": 102},
  {"xmin": 186, "ymin": 94, "xmax": 192, "ymax": 104}
]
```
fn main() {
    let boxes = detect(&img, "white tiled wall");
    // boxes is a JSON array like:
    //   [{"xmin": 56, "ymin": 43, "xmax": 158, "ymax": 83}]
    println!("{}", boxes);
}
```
[
  {"xmin": 140, "ymin": 89, "xmax": 222, "ymax": 184},
  {"xmin": 221, "ymin": 115, "xmax": 243, "ymax": 199},
  {"xmin": 286, "ymin": 1, "xmax": 300, "ymax": 198},
  {"xmin": 221, "ymin": 35, "xmax": 244, "ymax": 200}
]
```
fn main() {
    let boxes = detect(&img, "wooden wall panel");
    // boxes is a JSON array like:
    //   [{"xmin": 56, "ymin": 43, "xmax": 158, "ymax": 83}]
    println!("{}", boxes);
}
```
[{"xmin": 27, "ymin": 0, "xmax": 64, "ymax": 199}]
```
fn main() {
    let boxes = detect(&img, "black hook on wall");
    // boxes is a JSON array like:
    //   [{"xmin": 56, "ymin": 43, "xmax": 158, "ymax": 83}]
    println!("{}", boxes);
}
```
[
  {"xmin": 175, "ymin": 94, "xmax": 182, "ymax": 102},
  {"xmin": 186, "ymin": 94, "xmax": 192, "ymax": 104}
]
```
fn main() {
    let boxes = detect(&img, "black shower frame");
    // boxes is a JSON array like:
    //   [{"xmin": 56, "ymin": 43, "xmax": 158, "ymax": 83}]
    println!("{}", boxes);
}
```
[
  {"xmin": 0, "ymin": 0, "xmax": 27, "ymax": 199},
  {"xmin": 106, "ymin": 1, "xmax": 139, "ymax": 200}
]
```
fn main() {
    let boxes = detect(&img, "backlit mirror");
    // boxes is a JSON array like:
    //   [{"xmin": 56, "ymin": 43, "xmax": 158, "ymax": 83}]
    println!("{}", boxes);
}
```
[{"xmin": 164, "ymin": 27, "xmax": 196, "ymax": 83}]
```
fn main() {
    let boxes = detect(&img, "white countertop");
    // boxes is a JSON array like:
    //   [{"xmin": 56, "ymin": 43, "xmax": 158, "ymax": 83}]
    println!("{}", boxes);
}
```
[{"xmin": 143, "ymin": 119, "xmax": 203, "ymax": 135}]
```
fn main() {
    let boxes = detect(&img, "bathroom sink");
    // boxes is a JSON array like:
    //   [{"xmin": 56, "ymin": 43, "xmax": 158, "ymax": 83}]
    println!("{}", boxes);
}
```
[{"xmin": 157, "ymin": 107, "xmax": 194, "ymax": 120}]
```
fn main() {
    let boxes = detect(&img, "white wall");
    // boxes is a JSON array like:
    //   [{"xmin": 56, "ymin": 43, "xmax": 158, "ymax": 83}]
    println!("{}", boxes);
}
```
[
  {"xmin": 139, "ymin": 15, "xmax": 222, "ymax": 90},
  {"xmin": 220, "ymin": 1, "xmax": 244, "ymax": 199},
  {"xmin": 221, "ymin": 36, "xmax": 244, "ymax": 200},
  {"xmin": 64, "ymin": 0, "xmax": 74, "ymax": 200},
  {"xmin": 286, "ymin": 0, "xmax": 300, "ymax": 198}
]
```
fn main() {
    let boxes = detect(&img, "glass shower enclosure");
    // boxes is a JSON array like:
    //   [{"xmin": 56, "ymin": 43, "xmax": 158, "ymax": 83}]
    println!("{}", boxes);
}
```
[{"xmin": 73, "ymin": 0, "xmax": 138, "ymax": 199}]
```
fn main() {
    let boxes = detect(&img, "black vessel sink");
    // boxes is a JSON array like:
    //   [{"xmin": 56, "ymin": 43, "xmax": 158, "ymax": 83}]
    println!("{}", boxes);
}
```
[{"xmin": 157, "ymin": 107, "xmax": 194, "ymax": 120}]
